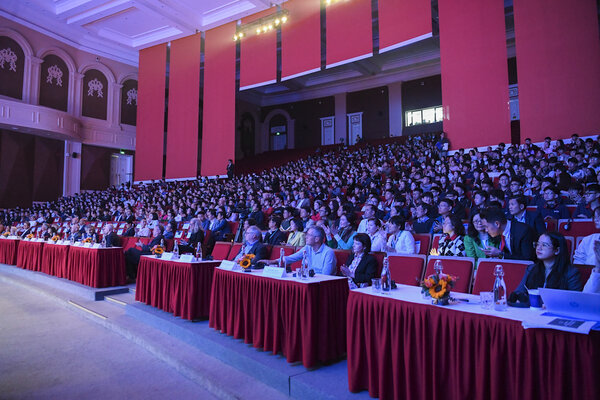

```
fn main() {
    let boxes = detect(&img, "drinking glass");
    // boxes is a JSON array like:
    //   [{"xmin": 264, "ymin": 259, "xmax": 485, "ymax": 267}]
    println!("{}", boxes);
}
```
[
  {"xmin": 480, "ymin": 291, "xmax": 493, "ymax": 310},
  {"xmin": 371, "ymin": 278, "xmax": 382, "ymax": 293}
]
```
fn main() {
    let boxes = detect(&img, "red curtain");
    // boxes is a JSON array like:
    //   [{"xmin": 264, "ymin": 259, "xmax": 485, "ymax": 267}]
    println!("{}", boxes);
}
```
[
  {"xmin": 239, "ymin": 8, "xmax": 277, "ymax": 90},
  {"xmin": 439, "ymin": 0, "xmax": 510, "ymax": 150},
  {"xmin": 326, "ymin": 0, "xmax": 372, "ymax": 68},
  {"xmin": 135, "ymin": 43, "xmax": 166, "ymax": 181},
  {"xmin": 513, "ymin": 0, "xmax": 600, "ymax": 142},
  {"xmin": 201, "ymin": 23, "xmax": 236, "ymax": 177},
  {"xmin": 166, "ymin": 34, "xmax": 201, "ymax": 179},
  {"xmin": 281, "ymin": 0, "xmax": 321, "ymax": 81},
  {"xmin": 378, "ymin": 0, "xmax": 432, "ymax": 53}
]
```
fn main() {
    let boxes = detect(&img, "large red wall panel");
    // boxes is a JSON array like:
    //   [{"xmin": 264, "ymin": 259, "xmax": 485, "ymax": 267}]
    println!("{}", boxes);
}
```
[
  {"xmin": 513, "ymin": 0, "xmax": 600, "ymax": 142},
  {"xmin": 135, "ymin": 44, "xmax": 166, "ymax": 181},
  {"xmin": 439, "ymin": 0, "xmax": 510, "ymax": 150},
  {"xmin": 281, "ymin": 0, "xmax": 321, "ymax": 80},
  {"xmin": 378, "ymin": 0, "xmax": 432, "ymax": 53},
  {"xmin": 166, "ymin": 34, "xmax": 201, "ymax": 179},
  {"xmin": 326, "ymin": 0, "xmax": 372, "ymax": 68},
  {"xmin": 240, "ymin": 9, "xmax": 277, "ymax": 90},
  {"xmin": 201, "ymin": 23, "xmax": 236, "ymax": 176}
]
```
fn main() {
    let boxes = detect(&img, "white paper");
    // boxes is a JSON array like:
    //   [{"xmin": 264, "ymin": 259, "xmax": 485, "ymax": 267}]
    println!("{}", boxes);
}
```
[
  {"xmin": 179, "ymin": 254, "xmax": 194, "ymax": 263},
  {"xmin": 161, "ymin": 252, "xmax": 174, "ymax": 260},
  {"xmin": 219, "ymin": 260, "xmax": 236, "ymax": 271},
  {"xmin": 92, "ymin": 243, "xmax": 102, "ymax": 249},
  {"xmin": 83, "ymin": 242, "xmax": 92, "ymax": 248},
  {"xmin": 262, "ymin": 266, "xmax": 287, "ymax": 278},
  {"xmin": 521, "ymin": 315, "xmax": 597, "ymax": 334}
]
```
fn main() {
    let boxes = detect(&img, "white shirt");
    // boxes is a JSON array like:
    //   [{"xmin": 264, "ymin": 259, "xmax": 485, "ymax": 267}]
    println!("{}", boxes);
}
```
[
  {"xmin": 583, "ymin": 270, "xmax": 600, "ymax": 293},
  {"xmin": 369, "ymin": 232, "xmax": 387, "ymax": 252},
  {"xmin": 573, "ymin": 233, "xmax": 600, "ymax": 266},
  {"xmin": 386, "ymin": 230, "xmax": 415, "ymax": 255},
  {"xmin": 357, "ymin": 218, "xmax": 369, "ymax": 234}
]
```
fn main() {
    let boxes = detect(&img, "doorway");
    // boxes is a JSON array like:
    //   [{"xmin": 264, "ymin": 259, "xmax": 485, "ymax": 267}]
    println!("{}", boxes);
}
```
[{"xmin": 110, "ymin": 153, "xmax": 133, "ymax": 187}]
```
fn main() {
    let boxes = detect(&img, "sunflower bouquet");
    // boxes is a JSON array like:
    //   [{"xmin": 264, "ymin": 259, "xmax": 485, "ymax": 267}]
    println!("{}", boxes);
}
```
[
  {"xmin": 151, "ymin": 245, "xmax": 165, "ymax": 258},
  {"xmin": 51, "ymin": 235, "xmax": 60, "ymax": 242},
  {"xmin": 2, "ymin": 232, "xmax": 9, "ymax": 237},
  {"xmin": 239, "ymin": 254, "xmax": 255, "ymax": 271},
  {"xmin": 420, "ymin": 273, "xmax": 457, "ymax": 305},
  {"xmin": 83, "ymin": 237, "xmax": 93, "ymax": 244},
  {"xmin": 26, "ymin": 233, "xmax": 34, "ymax": 239}
]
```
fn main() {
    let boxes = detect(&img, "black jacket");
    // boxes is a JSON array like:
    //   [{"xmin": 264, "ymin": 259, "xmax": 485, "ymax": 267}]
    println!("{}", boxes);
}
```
[
  {"xmin": 103, "ymin": 232, "xmax": 121, "ymax": 247},
  {"xmin": 505, "ymin": 220, "xmax": 535, "ymax": 261},
  {"xmin": 234, "ymin": 241, "xmax": 269, "ymax": 269},
  {"xmin": 264, "ymin": 229, "xmax": 287, "ymax": 245},
  {"xmin": 344, "ymin": 253, "xmax": 378, "ymax": 285}
]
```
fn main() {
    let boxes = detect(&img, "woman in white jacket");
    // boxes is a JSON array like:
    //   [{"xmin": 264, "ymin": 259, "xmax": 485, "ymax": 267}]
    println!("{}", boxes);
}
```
[{"xmin": 385, "ymin": 215, "xmax": 415, "ymax": 255}]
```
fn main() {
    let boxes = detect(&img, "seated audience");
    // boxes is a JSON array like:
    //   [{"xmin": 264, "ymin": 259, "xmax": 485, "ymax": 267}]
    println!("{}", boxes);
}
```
[
  {"xmin": 324, "ymin": 213, "xmax": 356, "ymax": 250},
  {"xmin": 434, "ymin": 214, "xmax": 466, "ymax": 257},
  {"xmin": 507, "ymin": 195, "xmax": 546, "ymax": 238},
  {"xmin": 574, "ymin": 184, "xmax": 600, "ymax": 218},
  {"xmin": 102, "ymin": 224, "xmax": 120, "ymax": 247},
  {"xmin": 366, "ymin": 218, "xmax": 386, "ymax": 253},
  {"xmin": 264, "ymin": 215, "xmax": 287, "ymax": 245},
  {"xmin": 385, "ymin": 215, "xmax": 415, "ymax": 255},
  {"xmin": 340, "ymin": 233, "xmax": 378, "ymax": 289},
  {"xmin": 271, "ymin": 226, "xmax": 336, "ymax": 275},
  {"xmin": 124, "ymin": 225, "xmax": 165, "ymax": 281},
  {"xmin": 480, "ymin": 207, "xmax": 535, "ymax": 260},
  {"xmin": 464, "ymin": 211, "xmax": 488, "ymax": 262},
  {"xmin": 231, "ymin": 226, "xmax": 268, "ymax": 269},
  {"xmin": 509, "ymin": 232, "xmax": 582, "ymax": 304},
  {"xmin": 572, "ymin": 206, "xmax": 600, "ymax": 266},
  {"xmin": 286, "ymin": 218, "xmax": 306, "ymax": 247},
  {"xmin": 179, "ymin": 218, "xmax": 204, "ymax": 254}
]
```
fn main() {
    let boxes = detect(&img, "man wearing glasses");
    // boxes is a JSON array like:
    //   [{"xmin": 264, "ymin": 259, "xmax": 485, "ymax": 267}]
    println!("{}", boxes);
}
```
[
  {"xmin": 265, "ymin": 226, "xmax": 336, "ymax": 275},
  {"xmin": 575, "ymin": 184, "xmax": 600, "ymax": 219}
]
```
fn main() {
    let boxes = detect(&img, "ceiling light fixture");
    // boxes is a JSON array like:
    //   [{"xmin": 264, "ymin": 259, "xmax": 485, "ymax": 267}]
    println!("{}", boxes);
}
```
[{"xmin": 234, "ymin": 9, "xmax": 290, "ymax": 41}]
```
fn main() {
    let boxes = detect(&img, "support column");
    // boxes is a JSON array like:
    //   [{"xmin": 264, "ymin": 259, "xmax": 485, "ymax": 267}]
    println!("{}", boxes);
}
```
[
  {"xmin": 29, "ymin": 57, "xmax": 43, "ymax": 105},
  {"xmin": 63, "ymin": 141, "xmax": 82, "ymax": 197},
  {"xmin": 334, "ymin": 93, "xmax": 347, "ymax": 144},
  {"xmin": 388, "ymin": 81, "xmax": 403, "ymax": 136},
  {"xmin": 73, "ymin": 72, "xmax": 84, "ymax": 118},
  {"xmin": 111, "ymin": 82, "xmax": 123, "ymax": 127}
]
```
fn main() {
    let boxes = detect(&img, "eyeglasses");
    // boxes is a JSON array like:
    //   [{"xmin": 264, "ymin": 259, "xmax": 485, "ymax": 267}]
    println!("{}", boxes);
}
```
[{"xmin": 534, "ymin": 242, "xmax": 553, "ymax": 249}]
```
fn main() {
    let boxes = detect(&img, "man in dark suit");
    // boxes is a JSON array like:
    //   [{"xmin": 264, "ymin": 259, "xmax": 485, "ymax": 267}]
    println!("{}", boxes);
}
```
[
  {"xmin": 232, "ymin": 225, "xmax": 268, "ymax": 269},
  {"xmin": 481, "ymin": 207, "xmax": 535, "ymax": 261},
  {"xmin": 264, "ymin": 215, "xmax": 287, "ymax": 245},
  {"xmin": 122, "ymin": 222, "xmax": 136, "ymax": 237},
  {"xmin": 124, "ymin": 225, "xmax": 164, "ymax": 281},
  {"xmin": 507, "ymin": 195, "xmax": 546, "ymax": 238},
  {"xmin": 101, "ymin": 224, "xmax": 121, "ymax": 247}
]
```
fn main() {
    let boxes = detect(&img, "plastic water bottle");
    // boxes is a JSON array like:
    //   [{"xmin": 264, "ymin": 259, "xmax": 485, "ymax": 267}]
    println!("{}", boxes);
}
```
[
  {"xmin": 493, "ymin": 265, "xmax": 507, "ymax": 311},
  {"xmin": 300, "ymin": 250, "xmax": 308, "ymax": 279},
  {"xmin": 195, "ymin": 242, "xmax": 202, "ymax": 261},
  {"xmin": 173, "ymin": 240, "xmax": 179, "ymax": 258},
  {"xmin": 381, "ymin": 256, "xmax": 391, "ymax": 293},
  {"xmin": 434, "ymin": 259, "xmax": 443, "ymax": 276},
  {"xmin": 279, "ymin": 247, "xmax": 285, "ymax": 269}
]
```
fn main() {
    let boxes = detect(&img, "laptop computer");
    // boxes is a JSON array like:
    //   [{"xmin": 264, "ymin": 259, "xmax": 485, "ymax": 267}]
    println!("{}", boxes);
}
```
[{"xmin": 539, "ymin": 288, "xmax": 600, "ymax": 322}]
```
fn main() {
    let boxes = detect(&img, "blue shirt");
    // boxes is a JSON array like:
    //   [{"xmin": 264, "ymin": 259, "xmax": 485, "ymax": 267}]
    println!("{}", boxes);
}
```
[{"xmin": 284, "ymin": 244, "xmax": 337, "ymax": 275}]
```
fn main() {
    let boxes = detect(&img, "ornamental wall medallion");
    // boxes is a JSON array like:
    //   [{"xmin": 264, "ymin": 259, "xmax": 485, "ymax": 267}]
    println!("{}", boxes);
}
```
[
  {"xmin": 126, "ymin": 88, "xmax": 137, "ymax": 106},
  {"xmin": 0, "ymin": 48, "xmax": 17, "ymax": 71},
  {"xmin": 46, "ymin": 65, "xmax": 63, "ymax": 86},
  {"xmin": 87, "ymin": 78, "xmax": 103, "ymax": 98}
]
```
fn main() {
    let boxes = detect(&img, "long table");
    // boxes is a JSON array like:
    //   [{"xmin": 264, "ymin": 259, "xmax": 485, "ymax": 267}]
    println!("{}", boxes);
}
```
[
  {"xmin": 16, "ymin": 240, "xmax": 45, "ymax": 271},
  {"xmin": 209, "ymin": 268, "xmax": 349, "ymax": 369},
  {"xmin": 66, "ymin": 246, "xmax": 126, "ymax": 288},
  {"xmin": 135, "ymin": 256, "xmax": 219, "ymax": 320},
  {"xmin": 0, "ymin": 237, "xmax": 20, "ymax": 265},
  {"xmin": 41, "ymin": 242, "xmax": 70, "ymax": 278},
  {"xmin": 347, "ymin": 286, "xmax": 600, "ymax": 400}
]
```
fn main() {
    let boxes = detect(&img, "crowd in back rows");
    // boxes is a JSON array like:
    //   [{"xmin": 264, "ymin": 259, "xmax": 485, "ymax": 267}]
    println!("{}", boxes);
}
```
[{"xmin": 1, "ymin": 133, "xmax": 600, "ymax": 255}]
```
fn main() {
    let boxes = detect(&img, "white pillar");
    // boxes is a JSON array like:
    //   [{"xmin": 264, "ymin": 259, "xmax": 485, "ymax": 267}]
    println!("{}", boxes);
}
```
[
  {"xmin": 108, "ymin": 81, "xmax": 120, "ymax": 127},
  {"xmin": 388, "ymin": 81, "xmax": 403, "ymax": 137},
  {"xmin": 63, "ymin": 141, "xmax": 82, "ymax": 197},
  {"xmin": 29, "ymin": 57, "xmax": 43, "ymax": 105},
  {"xmin": 73, "ymin": 72, "xmax": 84, "ymax": 118},
  {"xmin": 334, "ymin": 93, "xmax": 347, "ymax": 144}
]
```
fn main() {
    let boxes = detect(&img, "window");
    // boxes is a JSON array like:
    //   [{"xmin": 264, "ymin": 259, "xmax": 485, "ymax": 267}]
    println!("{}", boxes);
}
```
[{"xmin": 405, "ymin": 106, "xmax": 443, "ymax": 127}]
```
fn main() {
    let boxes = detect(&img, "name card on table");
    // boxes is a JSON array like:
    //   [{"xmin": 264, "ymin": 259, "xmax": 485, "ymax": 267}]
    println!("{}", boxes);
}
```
[
  {"xmin": 219, "ymin": 260, "xmax": 236, "ymax": 271},
  {"xmin": 75, "ymin": 241, "xmax": 82, "ymax": 246},
  {"xmin": 179, "ymin": 254, "xmax": 195, "ymax": 263},
  {"xmin": 161, "ymin": 252, "xmax": 175, "ymax": 260},
  {"xmin": 84, "ymin": 242, "xmax": 92, "ymax": 248},
  {"xmin": 92, "ymin": 243, "xmax": 102, "ymax": 249},
  {"xmin": 262, "ymin": 266, "xmax": 287, "ymax": 279}
]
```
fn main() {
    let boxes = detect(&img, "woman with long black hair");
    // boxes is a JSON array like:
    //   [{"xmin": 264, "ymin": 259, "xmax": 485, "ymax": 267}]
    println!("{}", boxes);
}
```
[{"xmin": 509, "ymin": 232, "xmax": 582, "ymax": 304}]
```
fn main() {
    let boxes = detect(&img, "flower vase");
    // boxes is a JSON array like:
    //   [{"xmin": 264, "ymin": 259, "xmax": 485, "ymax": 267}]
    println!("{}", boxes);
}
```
[{"xmin": 433, "ymin": 296, "xmax": 450, "ymax": 306}]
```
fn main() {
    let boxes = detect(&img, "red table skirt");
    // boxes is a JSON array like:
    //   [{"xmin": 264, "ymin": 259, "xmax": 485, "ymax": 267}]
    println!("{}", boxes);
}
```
[
  {"xmin": 16, "ymin": 240, "xmax": 45, "ymax": 271},
  {"xmin": 209, "ymin": 269, "xmax": 349, "ymax": 368},
  {"xmin": 66, "ymin": 246, "xmax": 126, "ymax": 288},
  {"xmin": 135, "ymin": 257, "xmax": 219, "ymax": 320},
  {"xmin": 40, "ymin": 244, "xmax": 69, "ymax": 278},
  {"xmin": 0, "ymin": 239, "xmax": 19, "ymax": 265},
  {"xmin": 346, "ymin": 291, "xmax": 600, "ymax": 400}
]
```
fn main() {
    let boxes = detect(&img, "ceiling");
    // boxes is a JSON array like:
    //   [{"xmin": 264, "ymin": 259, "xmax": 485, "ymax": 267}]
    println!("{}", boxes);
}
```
[{"xmin": 0, "ymin": 0, "xmax": 286, "ymax": 66}]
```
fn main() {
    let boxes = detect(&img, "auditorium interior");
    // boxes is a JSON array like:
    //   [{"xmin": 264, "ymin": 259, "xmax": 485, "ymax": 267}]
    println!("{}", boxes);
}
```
[{"xmin": 0, "ymin": 1, "xmax": 599, "ymax": 399}]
